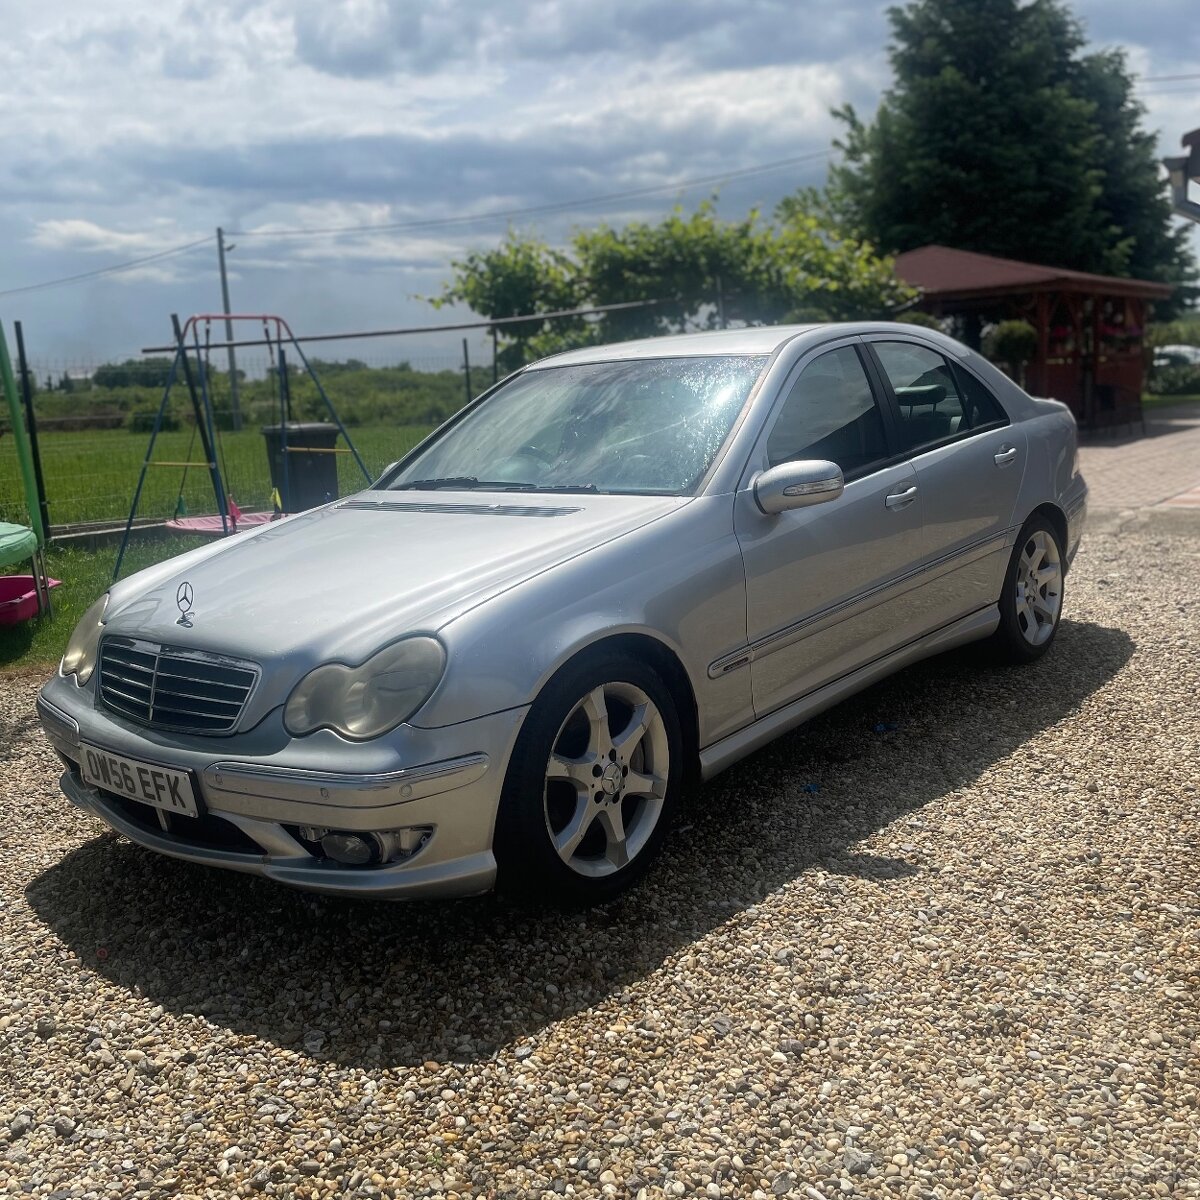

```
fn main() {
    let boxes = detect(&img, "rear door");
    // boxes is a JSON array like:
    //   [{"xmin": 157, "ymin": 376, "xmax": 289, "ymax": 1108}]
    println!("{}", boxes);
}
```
[
  {"xmin": 733, "ymin": 339, "xmax": 926, "ymax": 717},
  {"xmin": 864, "ymin": 337, "xmax": 1025, "ymax": 625}
]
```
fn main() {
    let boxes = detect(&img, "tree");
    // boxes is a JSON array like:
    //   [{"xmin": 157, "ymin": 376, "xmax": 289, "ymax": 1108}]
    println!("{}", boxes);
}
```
[
  {"xmin": 828, "ymin": 0, "xmax": 1194, "ymax": 295},
  {"xmin": 435, "ymin": 234, "xmax": 584, "ymax": 371},
  {"xmin": 437, "ymin": 200, "xmax": 914, "ymax": 366}
]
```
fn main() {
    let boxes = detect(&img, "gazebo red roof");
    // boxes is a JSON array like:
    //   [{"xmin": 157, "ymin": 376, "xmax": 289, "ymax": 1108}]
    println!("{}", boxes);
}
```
[{"xmin": 894, "ymin": 244, "xmax": 1172, "ymax": 301}]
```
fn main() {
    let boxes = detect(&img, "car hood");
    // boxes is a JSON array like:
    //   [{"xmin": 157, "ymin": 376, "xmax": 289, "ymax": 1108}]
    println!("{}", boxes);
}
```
[{"xmin": 105, "ymin": 491, "xmax": 685, "ymax": 668}]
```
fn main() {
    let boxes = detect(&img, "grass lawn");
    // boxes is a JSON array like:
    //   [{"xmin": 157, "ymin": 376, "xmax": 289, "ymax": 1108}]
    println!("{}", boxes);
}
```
[
  {"xmin": 1, "ymin": 535, "xmax": 208, "ymax": 673},
  {"xmin": 0, "ymin": 423, "xmax": 433, "ymax": 528},
  {"xmin": 1143, "ymin": 393, "xmax": 1200, "ymax": 412}
]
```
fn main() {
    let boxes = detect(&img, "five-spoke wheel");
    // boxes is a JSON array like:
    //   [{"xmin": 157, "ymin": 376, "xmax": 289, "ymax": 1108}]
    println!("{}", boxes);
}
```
[
  {"xmin": 543, "ymin": 682, "xmax": 669, "ymax": 877},
  {"xmin": 995, "ymin": 515, "xmax": 1066, "ymax": 663},
  {"xmin": 1014, "ymin": 528, "xmax": 1063, "ymax": 646},
  {"xmin": 495, "ymin": 653, "xmax": 682, "ymax": 904}
]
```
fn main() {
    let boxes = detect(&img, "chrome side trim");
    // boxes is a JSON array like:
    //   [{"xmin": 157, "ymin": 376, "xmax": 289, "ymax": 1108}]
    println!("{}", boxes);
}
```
[
  {"xmin": 708, "ymin": 528, "xmax": 1012, "ymax": 678},
  {"xmin": 36, "ymin": 693, "xmax": 80, "ymax": 747},
  {"xmin": 201, "ymin": 752, "xmax": 489, "ymax": 808},
  {"xmin": 700, "ymin": 605, "xmax": 1000, "ymax": 779}
]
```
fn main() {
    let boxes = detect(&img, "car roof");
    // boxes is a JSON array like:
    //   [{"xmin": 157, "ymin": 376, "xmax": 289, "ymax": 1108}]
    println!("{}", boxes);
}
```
[
  {"xmin": 528, "ymin": 325, "xmax": 821, "ymax": 366},
  {"xmin": 526, "ymin": 322, "xmax": 971, "ymax": 368}
]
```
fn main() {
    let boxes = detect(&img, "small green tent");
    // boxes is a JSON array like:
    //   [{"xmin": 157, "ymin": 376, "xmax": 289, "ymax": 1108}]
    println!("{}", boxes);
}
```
[{"xmin": 1, "ymin": 321, "xmax": 53, "ymax": 618}]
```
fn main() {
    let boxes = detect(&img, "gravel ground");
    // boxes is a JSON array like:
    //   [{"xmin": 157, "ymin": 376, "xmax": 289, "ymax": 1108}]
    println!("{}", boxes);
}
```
[{"xmin": 1, "ymin": 509, "xmax": 1197, "ymax": 1200}]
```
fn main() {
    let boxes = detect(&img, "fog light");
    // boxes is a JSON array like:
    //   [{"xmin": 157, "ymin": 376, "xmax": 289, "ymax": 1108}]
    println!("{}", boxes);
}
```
[
  {"xmin": 320, "ymin": 832, "xmax": 374, "ymax": 865},
  {"xmin": 377, "ymin": 826, "xmax": 434, "ymax": 861}
]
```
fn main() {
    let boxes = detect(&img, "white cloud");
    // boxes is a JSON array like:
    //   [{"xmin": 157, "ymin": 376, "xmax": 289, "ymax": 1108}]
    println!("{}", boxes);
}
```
[
  {"xmin": 0, "ymin": 0, "xmax": 1194, "ymax": 364},
  {"xmin": 30, "ymin": 219, "xmax": 200, "ymax": 255}
]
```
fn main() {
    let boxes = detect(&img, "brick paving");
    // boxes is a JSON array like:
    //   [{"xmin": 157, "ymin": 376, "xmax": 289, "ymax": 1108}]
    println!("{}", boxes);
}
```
[
  {"xmin": 1077, "ymin": 403, "xmax": 1200, "ymax": 509},
  {"xmin": 1159, "ymin": 481, "xmax": 1200, "ymax": 508}
]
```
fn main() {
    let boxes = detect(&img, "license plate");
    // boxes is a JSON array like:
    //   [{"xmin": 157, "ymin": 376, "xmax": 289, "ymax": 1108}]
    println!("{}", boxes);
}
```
[{"xmin": 79, "ymin": 744, "xmax": 200, "ymax": 818}]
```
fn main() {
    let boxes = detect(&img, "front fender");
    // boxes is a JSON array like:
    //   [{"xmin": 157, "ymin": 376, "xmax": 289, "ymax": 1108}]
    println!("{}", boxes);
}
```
[{"xmin": 414, "ymin": 495, "xmax": 751, "ymax": 749}]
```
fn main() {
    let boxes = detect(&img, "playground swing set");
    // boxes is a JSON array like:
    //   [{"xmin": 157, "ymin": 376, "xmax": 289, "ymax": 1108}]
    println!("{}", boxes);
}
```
[
  {"xmin": 114, "ymin": 312, "xmax": 372, "ymax": 580},
  {"xmin": 0, "ymin": 320, "xmax": 56, "ymax": 626}
]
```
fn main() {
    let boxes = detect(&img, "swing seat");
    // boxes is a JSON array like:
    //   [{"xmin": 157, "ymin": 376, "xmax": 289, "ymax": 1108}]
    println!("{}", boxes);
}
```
[
  {"xmin": 0, "ymin": 574, "xmax": 61, "ymax": 625},
  {"xmin": 165, "ymin": 511, "xmax": 281, "ymax": 536}
]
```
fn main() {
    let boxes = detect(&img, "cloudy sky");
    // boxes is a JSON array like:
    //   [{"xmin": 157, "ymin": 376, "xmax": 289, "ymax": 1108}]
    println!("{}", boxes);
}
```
[{"xmin": 0, "ymin": 0, "xmax": 1196, "ymax": 371}]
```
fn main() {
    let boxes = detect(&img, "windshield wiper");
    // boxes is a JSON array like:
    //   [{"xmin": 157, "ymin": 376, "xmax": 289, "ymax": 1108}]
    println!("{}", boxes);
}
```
[
  {"xmin": 393, "ymin": 476, "xmax": 493, "ymax": 491},
  {"xmin": 490, "ymin": 482, "xmax": 600, "ymax": 493}
]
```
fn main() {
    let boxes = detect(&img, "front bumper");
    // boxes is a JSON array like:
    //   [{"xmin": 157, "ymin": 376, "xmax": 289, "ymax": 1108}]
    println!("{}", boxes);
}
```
[{"xmin": 37, "ymin": 674, "xmax": 528, "ymax": 899}]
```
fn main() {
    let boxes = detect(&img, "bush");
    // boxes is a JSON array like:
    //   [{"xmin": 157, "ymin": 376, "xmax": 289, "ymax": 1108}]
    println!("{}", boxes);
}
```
[
  {"xmin": 126, "ymin": 405, "xmax": 181, "ymax": 433},
  {"xmin": 984, "ymin": 320, "xmax": 1038, "ymax": 369},
  {"xmin": 895, "ymin": 310, "xmax": 943, "ymax": 330},
  {"xmin": 1147, "ymin": 363, "xmax": 1200, "ymax": 396}
]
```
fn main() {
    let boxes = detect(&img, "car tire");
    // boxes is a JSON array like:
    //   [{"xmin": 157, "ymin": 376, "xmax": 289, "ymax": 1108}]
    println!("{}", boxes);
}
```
[
  {"xmin": 493, "ymin": 651, "xmax": 683, "ymax": 906},
  {"xmin": 992, "ymin": 514, "xmax": 1066, "ymax": 664}
]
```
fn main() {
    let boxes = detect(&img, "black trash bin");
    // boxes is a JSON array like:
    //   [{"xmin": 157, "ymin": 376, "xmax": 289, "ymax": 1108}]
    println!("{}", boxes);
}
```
[{"xmin": 262, "ymin": 422, "xmax": 340, "ymax": 513}]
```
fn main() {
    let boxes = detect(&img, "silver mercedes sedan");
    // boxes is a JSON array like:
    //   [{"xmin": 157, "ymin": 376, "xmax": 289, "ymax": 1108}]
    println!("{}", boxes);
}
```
[{"xmin": 37, "ymin": 323, "xmax": 1086, "ymax": 904}]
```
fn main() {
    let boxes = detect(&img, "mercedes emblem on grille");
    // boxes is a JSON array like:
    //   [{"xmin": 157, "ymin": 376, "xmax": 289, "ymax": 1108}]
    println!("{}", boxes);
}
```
[{"xmin": 176, "ymin": 581, "xmax": 194, "ymax": 627}]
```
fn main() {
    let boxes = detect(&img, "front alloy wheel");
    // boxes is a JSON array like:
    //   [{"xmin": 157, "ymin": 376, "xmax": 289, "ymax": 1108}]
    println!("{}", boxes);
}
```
[
  {"xmin": 495, "ymin": 653, "xmax": 682, "ymax": 904},
  {"xmin": 544, "ymin": 682, "xmax": 669, "ymax": 878}
]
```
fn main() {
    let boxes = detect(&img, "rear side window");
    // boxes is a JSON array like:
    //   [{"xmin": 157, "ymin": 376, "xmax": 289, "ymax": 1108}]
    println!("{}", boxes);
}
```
[
  {"xmin": 873, "ymin": 342, "xmax": 1007, "ymax": 452},
  {"xmin": 766, "ymin": 346, "xmax": 889, "ymax": 477},
  {"xmin": 954, "ymin": 364, "xmax": 1009, "ymax": 428}
]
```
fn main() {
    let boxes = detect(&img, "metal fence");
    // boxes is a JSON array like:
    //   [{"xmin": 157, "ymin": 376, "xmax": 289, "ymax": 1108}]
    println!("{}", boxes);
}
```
[{"xmin": 1, "ymin": 301, "xmax": 662, "ymax": 532}]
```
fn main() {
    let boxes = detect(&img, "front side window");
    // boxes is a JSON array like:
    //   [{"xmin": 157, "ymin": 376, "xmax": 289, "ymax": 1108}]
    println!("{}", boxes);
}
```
[
  {"xmin": 873, "ymin": 342, "xmax": 1007, "ymax": 452},
  {"xmin": 386, "ymin": 355, "xmax": 768, "ymax": 496},
  {"xmin": 766, "ymin": 345, "xmax": 889, "ymax": 476}
]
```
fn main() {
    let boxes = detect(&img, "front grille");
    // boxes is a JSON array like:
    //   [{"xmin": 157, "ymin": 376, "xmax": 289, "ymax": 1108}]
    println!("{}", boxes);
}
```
[{"xmin": 98, "ymin": 637, "xmax": 258, "ymax": 735}]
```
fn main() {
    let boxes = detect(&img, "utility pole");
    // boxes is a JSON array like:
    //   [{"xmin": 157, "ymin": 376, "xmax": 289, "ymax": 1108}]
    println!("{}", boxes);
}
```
[{"xmin": 216, "ymin": 227, "xmax": 242, "ymax": 430}]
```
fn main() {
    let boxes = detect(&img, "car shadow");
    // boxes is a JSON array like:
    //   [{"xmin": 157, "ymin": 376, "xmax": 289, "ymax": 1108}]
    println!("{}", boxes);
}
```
[{"xmin": 26, "ymin": 618, "xmax": 1133, "ymax": 1068}]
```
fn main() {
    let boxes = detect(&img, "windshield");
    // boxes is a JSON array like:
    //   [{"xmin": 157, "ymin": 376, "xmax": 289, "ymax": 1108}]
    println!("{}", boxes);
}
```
[{"xmin": 385, "ymin": 354, "xmax": 768, "ymax": 495}]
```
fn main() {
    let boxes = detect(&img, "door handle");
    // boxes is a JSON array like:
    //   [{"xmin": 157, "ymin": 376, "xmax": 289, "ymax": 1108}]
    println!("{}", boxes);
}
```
[
  {"xmin": 884, "ymin": 485, "xmax": 918, "ymax": 510},
  {"xmin": 994, "ymin": 446, "xmax": 1018, "ymax": 466}
]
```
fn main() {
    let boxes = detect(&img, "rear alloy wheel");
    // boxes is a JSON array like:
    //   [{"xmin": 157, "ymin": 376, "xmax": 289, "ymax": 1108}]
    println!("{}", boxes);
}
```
[
  {"xmin": 495, "ymin": 654, "xmax": 682, "ymax": 904},
  {"xmin": 994, "ymin": 516, "xmax": 1065, "ymax": 663}
]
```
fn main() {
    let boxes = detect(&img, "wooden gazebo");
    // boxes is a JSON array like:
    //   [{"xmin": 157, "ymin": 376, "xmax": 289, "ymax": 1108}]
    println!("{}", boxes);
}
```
[{"xmin": 895, "ymin": 245, "xmax": 1172, "ymax": 429}]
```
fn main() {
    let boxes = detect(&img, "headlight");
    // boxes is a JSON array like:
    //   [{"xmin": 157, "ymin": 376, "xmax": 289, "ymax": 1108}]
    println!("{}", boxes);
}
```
[
  {"xmin": 60, "ymin": 594, "xmax": 109, "ymax": 684},
  {"xmin": 284, "ymin": 637, "xmax": 446, "ymax": 740}
]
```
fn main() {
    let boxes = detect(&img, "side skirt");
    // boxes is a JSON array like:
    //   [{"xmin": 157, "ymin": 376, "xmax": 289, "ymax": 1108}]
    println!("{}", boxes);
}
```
[{"xmin": 698, "ymin": 604, "xmax": 999, "ymax": 781}]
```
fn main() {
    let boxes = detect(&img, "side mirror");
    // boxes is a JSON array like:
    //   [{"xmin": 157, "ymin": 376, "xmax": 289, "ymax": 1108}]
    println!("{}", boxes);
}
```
[{"xmin": 753, "ymin": 459, "xmax": 844, "ymax": 515}]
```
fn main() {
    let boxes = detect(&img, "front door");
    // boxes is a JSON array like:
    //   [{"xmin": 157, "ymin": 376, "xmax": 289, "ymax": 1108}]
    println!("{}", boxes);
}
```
[{"xmin": 734, "ymin": 341, "xmax": 926, "ymax": 718}]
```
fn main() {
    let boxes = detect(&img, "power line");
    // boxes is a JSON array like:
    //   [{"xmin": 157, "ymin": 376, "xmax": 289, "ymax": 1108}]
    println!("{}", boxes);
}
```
[
  {"xmin": 0, "ymin": 235, "xmax": 213, "ymax": 299},
  {"xmin": 227, "ymin": 151, "xmax": 832, "ymax": 240},
  {"xmin": 1139, "ymin": 73, "xmax": 1200, "ymax": 83},
  {"xmin": 2, "ymin": 151, "xmax": 830, "ymax": 297}
]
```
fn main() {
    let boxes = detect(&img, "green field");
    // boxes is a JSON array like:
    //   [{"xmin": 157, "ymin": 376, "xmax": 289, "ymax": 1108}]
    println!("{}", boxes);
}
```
[
  {"xmin": 1, "ymin": 536, "xmax": 209, "ymax": 671},
  {"xmin": 0, "ymin": 423, "xmax": 434, "ymax": 529}
]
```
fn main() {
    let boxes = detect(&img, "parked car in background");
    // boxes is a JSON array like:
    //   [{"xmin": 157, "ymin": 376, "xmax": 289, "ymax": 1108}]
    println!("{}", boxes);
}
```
[
  {"xmin": 38, "ymin": 323, "xmax": 1086, "ymax": 904},
  {"xmin": 1152, "ymin": 344, "xmax": 1200, "ymax": 368}
]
